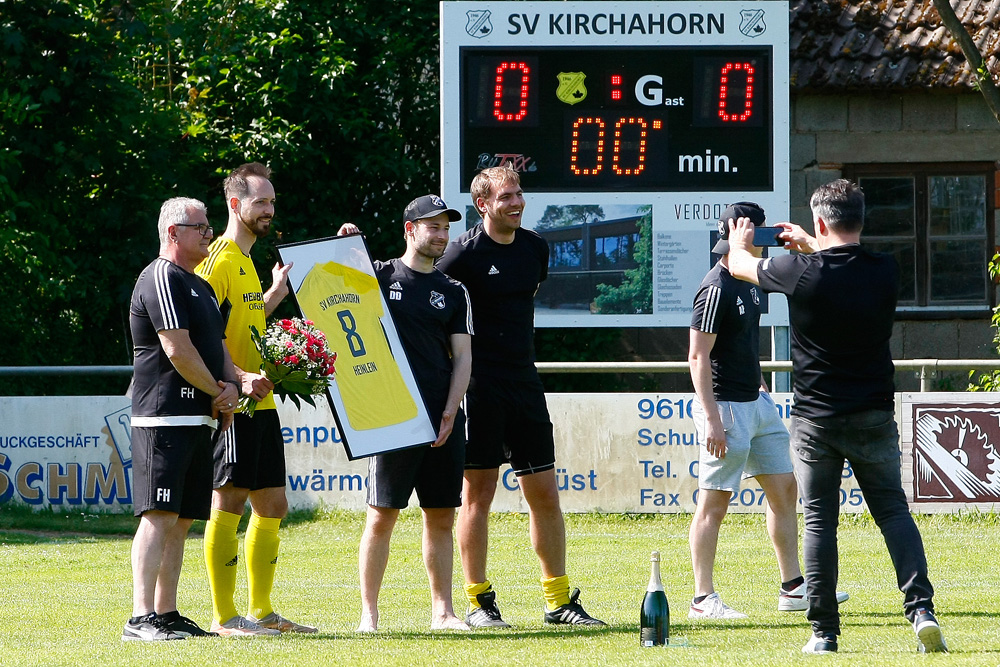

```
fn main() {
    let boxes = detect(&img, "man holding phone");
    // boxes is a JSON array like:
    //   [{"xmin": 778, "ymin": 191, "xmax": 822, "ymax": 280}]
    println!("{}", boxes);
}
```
[{"xmin": 687, "ymin": 202, "xmax": 847, "ymax": 619}]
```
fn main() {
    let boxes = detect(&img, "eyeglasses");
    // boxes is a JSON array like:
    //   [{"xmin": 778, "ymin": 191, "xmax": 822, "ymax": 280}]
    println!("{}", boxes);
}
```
[{"xmin": 175, "ymin": 223, "xmax": 214, "ymax": 238}]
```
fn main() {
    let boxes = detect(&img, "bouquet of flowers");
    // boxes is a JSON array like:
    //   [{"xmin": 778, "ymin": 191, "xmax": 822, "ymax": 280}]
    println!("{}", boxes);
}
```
[{"xmin": 239, "ymin": 317, "xmax": 337, "ymax": 416}]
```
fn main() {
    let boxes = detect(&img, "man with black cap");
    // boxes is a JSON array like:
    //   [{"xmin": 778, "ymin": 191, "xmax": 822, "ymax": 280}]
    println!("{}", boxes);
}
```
[
  {"xmin": 687, "ymin": 202, "xmax": 847, "ymax": 620},
  {"xmin": 337, "ymin": 195, "xmax": 473, "ymax": 632}
]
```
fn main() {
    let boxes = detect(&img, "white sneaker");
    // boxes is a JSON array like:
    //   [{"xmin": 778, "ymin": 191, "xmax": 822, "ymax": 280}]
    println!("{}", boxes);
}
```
[
  {"xmin": 688, "ymin": 592, "xmax": 748, "ymax": 619},
  {"xmin": 779, "ymin": 583, "xmax": 850, "ymax": 611},
  {"xmin": 802, "ymin": 632, "xmax": 838, "ymax": 654},
  {"xmin": 913, "ymin": 609, "xmax": 948, "ymax": 653}
]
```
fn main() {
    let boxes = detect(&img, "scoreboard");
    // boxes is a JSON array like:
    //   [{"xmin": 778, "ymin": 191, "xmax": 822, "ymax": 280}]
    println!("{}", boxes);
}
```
[{"xmin": 441, "ymin": 2, "xmax": 789, "ymax": 327}]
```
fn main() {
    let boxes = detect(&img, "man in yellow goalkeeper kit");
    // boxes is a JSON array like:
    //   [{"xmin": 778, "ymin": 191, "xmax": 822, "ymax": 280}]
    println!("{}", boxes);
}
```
[{"xmin": 195, "ymin": 162, "xmax": 316, "ymax": 636}]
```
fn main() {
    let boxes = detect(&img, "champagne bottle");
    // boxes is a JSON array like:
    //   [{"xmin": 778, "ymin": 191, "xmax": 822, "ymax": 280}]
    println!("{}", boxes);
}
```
[{"xmin": 640, "ymin": 550, "xmax": 669, "ymax": 646}]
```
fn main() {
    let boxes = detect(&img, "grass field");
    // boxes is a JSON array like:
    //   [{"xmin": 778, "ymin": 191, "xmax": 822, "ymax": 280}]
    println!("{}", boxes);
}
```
[{"xmin": 1, "ymin": 508, "xmax": 998, "ymax": 666}]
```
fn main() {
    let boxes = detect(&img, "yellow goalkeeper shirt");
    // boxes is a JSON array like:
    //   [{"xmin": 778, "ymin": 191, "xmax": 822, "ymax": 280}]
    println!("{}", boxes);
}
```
[
  {"xmin": 297, "ymin": 261, "xmax": 417, "ymax": 430},
  {"xmin": 196, "ymin": 237, "xmax": 276, "ymax": 412}
]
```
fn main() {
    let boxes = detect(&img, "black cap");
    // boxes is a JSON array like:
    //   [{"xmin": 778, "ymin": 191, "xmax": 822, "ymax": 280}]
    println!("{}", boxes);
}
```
[
  {"xmin": 712, "ymin": 201, "xmax": 766, "ymax": 254},
  {"xmin": 403, "ymin": 195, "xmax": 461, "ymax": 224}
]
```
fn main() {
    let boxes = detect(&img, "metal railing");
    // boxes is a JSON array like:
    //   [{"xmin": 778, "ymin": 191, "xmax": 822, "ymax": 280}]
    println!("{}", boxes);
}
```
[
  {"xmin": 3, "ymin": 359, "xmax": 999, "ymax": 392},
  {"xmin": 535, "ymin": 359, "xmax": 1000, "ymax": 392}
]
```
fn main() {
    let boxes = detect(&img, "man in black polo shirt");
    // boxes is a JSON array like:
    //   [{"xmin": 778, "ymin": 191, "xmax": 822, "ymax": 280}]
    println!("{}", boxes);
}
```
[
  {"xmin": 438, "ymin": 165, "xmax": 604, "ymax": 628},
  {"xmin": 726, "ymin": 179, "xmax": 946, "ymax": 654},
  {"xmin": 125, "ymin": 197, "xmax": 239, "ymax": 641},
  {"xmin": 337, "ymin": 195, "xmax": 473, "ymax": 632}
]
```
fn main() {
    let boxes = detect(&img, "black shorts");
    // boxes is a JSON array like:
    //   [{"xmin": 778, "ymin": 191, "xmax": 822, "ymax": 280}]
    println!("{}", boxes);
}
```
[
  {"xmin": 213, "ymin": 410, "xmax": 286, "ymax": 490},
  {"xmin": 366, "ymin": 410, "xmax": 466, "ymax": 509},
  {"xmin": 132, "ymin": 425, "xmax": 213, "ymax": 520},
  {"xmin": 464, "ymin": 375, "xmax": 555, "ymax": 476}
]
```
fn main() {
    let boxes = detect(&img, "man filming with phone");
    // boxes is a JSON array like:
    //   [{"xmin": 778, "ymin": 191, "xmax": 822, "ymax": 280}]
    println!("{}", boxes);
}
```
[{"xmin": 686, "ymin": 202, "xmax": 848, "ymax": 620}]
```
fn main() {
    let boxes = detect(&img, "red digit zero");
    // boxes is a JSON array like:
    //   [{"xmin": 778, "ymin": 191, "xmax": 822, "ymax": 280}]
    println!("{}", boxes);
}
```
[{"xmin": 493, "ymin": 61, "xmax": 531, "ymax": 122}]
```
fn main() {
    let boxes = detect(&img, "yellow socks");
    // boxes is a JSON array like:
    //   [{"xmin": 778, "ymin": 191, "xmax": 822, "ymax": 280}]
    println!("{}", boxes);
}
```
[
  {"xmin": 245, "ymin": 513, "xmax": 282, "ymax": 621},
  {"xmin": 465, "ymin": 580, "xmax": 493, "ymax": 608},
  {"xmin": 541, "ymin": 574, "xmax": 571, "ymax": 611},
  {"xmin": 204, "ymin": 508, "xmax": 241, "ymax": 624}
]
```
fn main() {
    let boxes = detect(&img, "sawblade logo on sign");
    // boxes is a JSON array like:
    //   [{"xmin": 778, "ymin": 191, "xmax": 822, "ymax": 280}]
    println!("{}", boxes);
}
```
[
  {"xmin": 739, "ymin": 9, "xmax": 766, "ymax": 37},
  {"xmin": 556, "ymin": 72, "xmax": 587, "ymax": 105},
  {"xmin": 912, "ymin": 404, "xmax": 1000, "ymax": 502},
  {"xmin": 466, "ymin": 10, "xmax": 493, "ymax": 38}
]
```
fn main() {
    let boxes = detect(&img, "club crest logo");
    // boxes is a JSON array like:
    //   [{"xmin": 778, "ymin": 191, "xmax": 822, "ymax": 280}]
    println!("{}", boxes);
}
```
[
  {"xmin": 556, "ymin": 72, "xmax": 587, "ymax": 105},
  {"xmin": 466, "ymin": 10, "xmax": 493, "ymax": 38},
  {"xmin": 430, "ymin": 195, "xmax": 446, "ymax": 208},
  {"xmin": 739, "ymin": 9, "xmax": 766, "ymax": 37},
  {"xmin": 429, "ymin": 291, "xmax": 446, "ymax": 310}
]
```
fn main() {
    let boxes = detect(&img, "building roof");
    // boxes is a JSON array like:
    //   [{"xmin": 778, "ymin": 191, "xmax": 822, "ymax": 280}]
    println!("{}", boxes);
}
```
[{"xmin": 790, "ymin": 0, "xmax": 1000, "ymax": 90}]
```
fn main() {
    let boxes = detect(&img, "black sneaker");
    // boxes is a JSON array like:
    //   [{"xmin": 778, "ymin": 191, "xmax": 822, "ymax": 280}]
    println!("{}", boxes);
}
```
[
  {"xmin": 802, "ymin": 632, "xmax": 838, "ymax": 654},
  {"xmin": 913, "ymin": 609, "xmax": 948, "ymax": 653},
  {"xmin": 466, "ymin": 590, "xmax": 511, "ymax": 628},
  {"xmin": 122, "ymin": 613, "xmax": 184, "ymax": 641},
  {"xmin": 543, "ymin": 588, "xmax": 606, "ymax": 626},
  {"xmin": 156, "ymin": 611, "xmax": 219, "ymax": 637}
]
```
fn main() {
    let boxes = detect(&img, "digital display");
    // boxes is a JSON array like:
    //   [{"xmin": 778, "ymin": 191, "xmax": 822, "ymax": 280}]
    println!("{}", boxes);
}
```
[{"xmin": 461, "ymin": 47, "xmax": 772, "ymax": 192}]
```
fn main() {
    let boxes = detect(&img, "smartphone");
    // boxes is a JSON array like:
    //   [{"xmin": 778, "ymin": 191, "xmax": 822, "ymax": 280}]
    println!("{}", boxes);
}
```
[{"xmin": 753, "ymin": 226, "xmax": 784, "ymax": 247}]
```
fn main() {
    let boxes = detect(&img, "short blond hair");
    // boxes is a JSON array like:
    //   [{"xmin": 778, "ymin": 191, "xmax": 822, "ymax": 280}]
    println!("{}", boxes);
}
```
[{"xmin": 470, "ymin": 164, "xmax": 520, "ymax": 218}]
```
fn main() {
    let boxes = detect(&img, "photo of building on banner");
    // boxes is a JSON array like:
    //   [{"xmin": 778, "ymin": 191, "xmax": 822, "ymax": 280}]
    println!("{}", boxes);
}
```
[{"xmin": 278, "ymin": 234, "xmax": 437, "ymax": 459}]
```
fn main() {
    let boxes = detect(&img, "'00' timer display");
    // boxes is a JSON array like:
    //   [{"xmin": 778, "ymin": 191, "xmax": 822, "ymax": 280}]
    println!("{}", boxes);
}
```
[{"xmin": 461, "ymin": 47, "xmax": 772, "ymax": 192}]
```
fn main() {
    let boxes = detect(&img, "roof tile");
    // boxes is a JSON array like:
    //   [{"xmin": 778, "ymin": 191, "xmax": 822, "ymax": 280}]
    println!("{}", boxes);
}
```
[{"xmin": 791, "ymin": 0, "xmax": 1000, "ymax": 89}]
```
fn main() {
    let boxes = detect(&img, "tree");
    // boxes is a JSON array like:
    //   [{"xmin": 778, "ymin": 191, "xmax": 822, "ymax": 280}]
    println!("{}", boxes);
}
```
[
  {"xmin": 536, "ymin": 205, "xmax": 605, "ymax": 230},
  {"xmin": 0, "ymin": 0, "xmax": 183, "ymax": 393},
  {"xmin": 931, "ymin": 0, "xmax": 1000, "ymax": 123},
  {"xmin": 592, "ymin": 205, "xmax": 653, "ymax": 314},
  {"xmin": 0, "ymin": 1, "xmax": 444, "ymax": 393}
]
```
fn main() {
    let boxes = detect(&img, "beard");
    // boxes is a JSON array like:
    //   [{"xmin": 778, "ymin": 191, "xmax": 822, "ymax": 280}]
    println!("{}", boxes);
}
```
[
  {"xmin": 414, "ymin": 238, "xmax": 447, "ymax": 261},
  {"xmin": 240, "ymin": 213, "xmax": 272, "ymax": 238}
]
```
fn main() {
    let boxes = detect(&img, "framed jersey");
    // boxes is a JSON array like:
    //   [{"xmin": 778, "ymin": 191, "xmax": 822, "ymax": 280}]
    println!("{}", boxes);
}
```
[{"xmin": 277, "ymin": 234, "xmax": 436, "ymax": 459}]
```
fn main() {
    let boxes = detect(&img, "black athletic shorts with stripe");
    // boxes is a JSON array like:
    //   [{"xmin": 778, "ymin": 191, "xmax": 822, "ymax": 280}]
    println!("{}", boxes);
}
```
[
  {"xmin": 365, "ymin": 409, "xmax": 466, "ymax": 509},
  {"xmin": 213, "ymin": 410, "xmax": 286, "ymax": 490}
]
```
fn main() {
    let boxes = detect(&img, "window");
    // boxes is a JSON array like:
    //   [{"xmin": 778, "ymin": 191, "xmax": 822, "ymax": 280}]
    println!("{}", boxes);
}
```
[
  {"xmin": 551, "ymin": 239, "xmax": 583, "ymax": 268},
  {"xmin": 844, "ymin": 163, "xmax": 994, "ymax": 313},
  {"xmin": 593, "ymin": 232, "xmax": 639, "ymax": 268}
]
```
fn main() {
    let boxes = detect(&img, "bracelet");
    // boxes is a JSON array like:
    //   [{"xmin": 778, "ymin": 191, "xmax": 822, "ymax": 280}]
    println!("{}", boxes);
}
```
[{"xmin": 224, "ymin": 379, "xmax": 242, "ymax": 396}]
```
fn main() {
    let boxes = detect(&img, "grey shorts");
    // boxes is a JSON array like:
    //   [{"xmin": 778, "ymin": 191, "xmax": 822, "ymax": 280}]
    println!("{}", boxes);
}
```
[{"xmin": 693, "ymin": 392, "xmax": 792, "ymax": 492}]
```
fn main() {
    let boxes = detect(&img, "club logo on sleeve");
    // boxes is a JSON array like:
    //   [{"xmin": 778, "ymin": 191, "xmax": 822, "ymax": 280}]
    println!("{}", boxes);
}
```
[{"xmin": 429, "ymin": 291, "xmax": 446, "ymax": 310}]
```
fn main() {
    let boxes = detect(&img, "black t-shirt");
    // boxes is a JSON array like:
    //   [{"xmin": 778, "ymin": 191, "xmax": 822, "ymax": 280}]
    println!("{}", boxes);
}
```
[
  {"xmin": 437, "ymin": 223, "xmax": 548, "ymax": 379},
  {"xmin": 374, "ymin": 259, "xmax": 473, "ymax": 420},
  {"xmin": 757, "ymin": 244, "xmax": 898, "ymax": 418},
  {"xmin": 690, "ymin": 262, "xmax": 764, "ymax": 402},
  {"xmin": 129, "ymin": 258, "xmax": 226, "ymax": 418}
]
